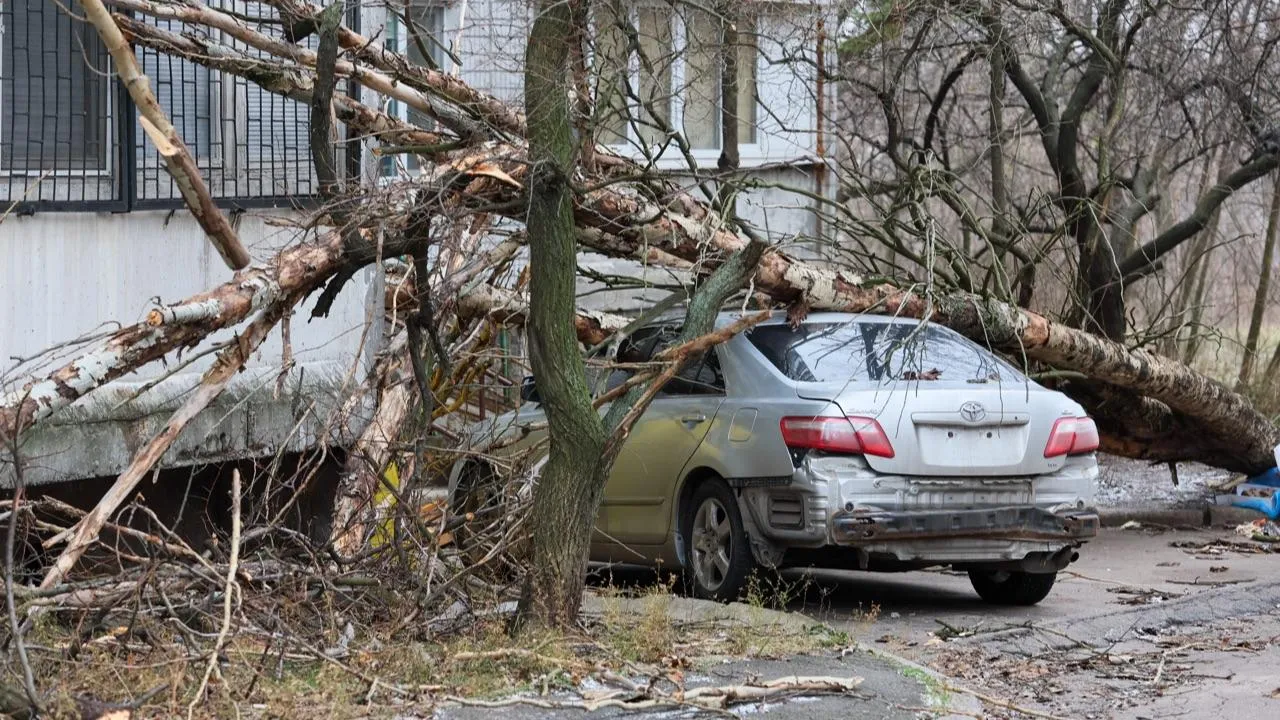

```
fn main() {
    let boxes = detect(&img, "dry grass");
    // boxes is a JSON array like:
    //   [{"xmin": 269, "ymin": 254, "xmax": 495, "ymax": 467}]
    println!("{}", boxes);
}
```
[{"xmin": 23, "ymin": 579, "xmax": 845, "ymax": 718}]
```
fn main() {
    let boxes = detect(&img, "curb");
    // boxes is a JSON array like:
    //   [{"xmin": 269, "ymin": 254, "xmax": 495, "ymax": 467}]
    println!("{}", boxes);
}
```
[
  {"xmin": 1097, "ymin": 503, "xmax": 1263, "ymax": 528},
  {"xmin": 582, "ymin": 595, "xmax": 982, "ymax": 718}
]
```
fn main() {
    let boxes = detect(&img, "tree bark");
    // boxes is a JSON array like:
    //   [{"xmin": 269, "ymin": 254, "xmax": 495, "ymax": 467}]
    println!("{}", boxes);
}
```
[
  {"xmin": 716, "ymin": 1, "xmax": 741, "ymax": 217},
  {"xmin": 1161, "ymin": 154, "xmax": 1219, "ymax": 358},
  {"xmin": 1237, "ymin": 177, "xmax": 1280, "ymax": 390},
  {"xmin": 330, "ymin": 334, "xmax": 414, "ymax": 557},
  {"xmin": 515, "ymin": 0, "xmax": 609, "ymax": 630}
]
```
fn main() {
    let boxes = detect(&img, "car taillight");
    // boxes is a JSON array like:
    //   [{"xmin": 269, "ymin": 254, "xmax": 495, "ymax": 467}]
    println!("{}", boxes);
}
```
[
  {"xmin": 1044, "ymin": 417, "xmax": 1100, "ymax": 457},
  {"xmin": 779, "ymin": 416, "xmax": 895, "ymax": 458}
]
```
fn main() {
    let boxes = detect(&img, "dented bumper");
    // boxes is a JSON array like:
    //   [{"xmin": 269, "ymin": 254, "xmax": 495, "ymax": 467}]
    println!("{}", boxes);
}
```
[{"xmin": 831, "ymin": 506, "xmax": 1100, "ymax": 545}]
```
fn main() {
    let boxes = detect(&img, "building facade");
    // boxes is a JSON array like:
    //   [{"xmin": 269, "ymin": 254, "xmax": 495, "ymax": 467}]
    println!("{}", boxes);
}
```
[{"xmin": 0, "ymin": 0, "xmax": 831, "ymax": 487}]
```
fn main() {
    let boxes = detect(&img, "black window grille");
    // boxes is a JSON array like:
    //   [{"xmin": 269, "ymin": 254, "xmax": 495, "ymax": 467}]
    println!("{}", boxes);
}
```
[{"xmin": 0, "ymin": 0, "xmax": 353, "ymax": 212}]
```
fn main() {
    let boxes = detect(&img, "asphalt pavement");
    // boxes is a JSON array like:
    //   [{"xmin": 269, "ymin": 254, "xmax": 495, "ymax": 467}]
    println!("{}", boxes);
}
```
[{"xmin": 791, "ymin": 525, "xmax": 1279, "ymax": 719}]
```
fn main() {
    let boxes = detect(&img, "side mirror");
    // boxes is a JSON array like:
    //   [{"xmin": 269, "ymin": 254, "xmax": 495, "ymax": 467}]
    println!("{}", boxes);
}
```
[{"xmin": 520, "ymin": 376, "xmax": 541, "ymax": 404}]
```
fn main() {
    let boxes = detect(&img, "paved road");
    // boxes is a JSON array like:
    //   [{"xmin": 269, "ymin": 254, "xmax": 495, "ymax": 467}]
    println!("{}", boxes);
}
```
[
  {"xmin": 792, "ymin": 526, "xmax": 1276, "ymax": 643},
  {"xmin": 786, "ymin": 526, "xmax": 1280, "ymax": 718}
]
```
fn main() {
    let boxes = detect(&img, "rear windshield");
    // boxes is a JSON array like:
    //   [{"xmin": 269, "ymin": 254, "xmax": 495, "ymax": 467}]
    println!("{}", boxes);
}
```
[{"xmin": 745, "ymin": 321, "xmax": 1026, "ymax": 384}]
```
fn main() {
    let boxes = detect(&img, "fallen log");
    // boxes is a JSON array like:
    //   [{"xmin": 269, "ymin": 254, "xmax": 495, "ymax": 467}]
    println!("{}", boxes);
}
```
[
  {"xmin": 0, "ymin": 229, "xmax": 622, "ymax": 448},
  {"xmin": 330, "ymin": 333, "xmax": 415, "ymax": 557},
  {"xmin": 423, "ymin": 149, "xmax": 1280, "ymax": 473},
  {"xmin": 1, "ymin": 233, "xmax": 344, "ymax": 443}
]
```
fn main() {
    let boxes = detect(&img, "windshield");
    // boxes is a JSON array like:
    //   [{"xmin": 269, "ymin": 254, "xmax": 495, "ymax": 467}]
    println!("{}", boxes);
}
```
[{"xmin": 745, "ymin": 321, "xmax": 1026, "ymax": 384}]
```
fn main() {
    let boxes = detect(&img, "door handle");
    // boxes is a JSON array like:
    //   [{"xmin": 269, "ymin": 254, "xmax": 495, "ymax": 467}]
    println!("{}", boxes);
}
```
[{"xmin": 681, "ymin": 413, "xmax": 707, "ymax": 425}]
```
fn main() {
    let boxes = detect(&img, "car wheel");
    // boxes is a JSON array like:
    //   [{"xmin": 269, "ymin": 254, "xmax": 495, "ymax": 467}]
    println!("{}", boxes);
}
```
[
  {"xmin": 451, "ymin": 462, "xmax": 498, "ymax": 516},
  {"xmin": 967, "ymin": 569, "xmax": 1057, "ymax": 606},
  {"xmin": 451, "ymin": 462, "xmax": 502, "ymax": 560},
  {"xmin": 681, "ymin": 479, "xmax": 754, "ymax": 602}
]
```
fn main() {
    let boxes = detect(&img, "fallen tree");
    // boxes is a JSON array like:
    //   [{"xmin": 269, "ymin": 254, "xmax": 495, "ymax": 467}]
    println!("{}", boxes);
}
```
[{"xmin": 4, "ymin": 1, "xmax": 1277, "ymax": 478}]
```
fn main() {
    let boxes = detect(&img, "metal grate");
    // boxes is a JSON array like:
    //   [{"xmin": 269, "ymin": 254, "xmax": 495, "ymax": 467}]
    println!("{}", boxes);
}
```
[
  {"xmin": 0, "ymin": 0, "xmax": 345, "ymax": 212},
  {"xmin": 0, "ymin": 0, "xmax": 119, "ymax": 209}
]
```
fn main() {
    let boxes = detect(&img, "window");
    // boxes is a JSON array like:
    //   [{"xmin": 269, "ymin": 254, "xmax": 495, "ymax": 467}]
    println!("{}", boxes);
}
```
[
  {"xmin": 680, "ymin": 8, "xmax": 757, "ymax": 149},
  {"xmin": 384, "ymin": 0, "xmax": 448, "ymax": 174},
  {"xmin": 607, "ymin": 324, "xmax": 725, "ymax": 395},
  {"xmin": 592, "ymin": 2, "xmax": 758, "ymax": 153},
  {"xmin": 0, "ymin": 0, "xmax": 322, "ymax": 205},
  {"xmin": 1, "ymin": 0, "xmax": 111, "ymax": 171},
  {"xmin": 746, "ymin": 322, "xmax": 1026, "ymax": 385}
]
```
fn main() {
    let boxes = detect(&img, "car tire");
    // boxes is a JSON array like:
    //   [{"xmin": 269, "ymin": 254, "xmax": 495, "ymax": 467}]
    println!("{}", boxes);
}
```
[
  {"xmin": 681, "ymin": 479, "xmax": 754, "ymax": 602},
  {"xmin": 451, "ymin": 462, "xmax": 502, "ymax": 561},
  {"xmin": 451, "ymin": 462, "xmax": 499, "ymax": 516},
  {"xmin": 967, "ymin": 569, "xmax": 1057, "ymax": 606}
]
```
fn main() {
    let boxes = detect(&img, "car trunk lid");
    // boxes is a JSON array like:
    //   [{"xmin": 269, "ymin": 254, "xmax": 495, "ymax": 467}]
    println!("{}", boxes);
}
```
[{"xmin": 796, "ymin": 382, "xmax": 1077, "ymax": 476}]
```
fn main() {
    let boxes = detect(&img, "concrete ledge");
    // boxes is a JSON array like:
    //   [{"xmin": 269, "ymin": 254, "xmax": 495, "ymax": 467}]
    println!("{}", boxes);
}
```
[
  {"xmin": 1, "ymin": 361, "xmax": 368, "ymax": 488},
  {"xmin": 1098, "ymin": 504, "xmax": 1265, "ymax": 528}
]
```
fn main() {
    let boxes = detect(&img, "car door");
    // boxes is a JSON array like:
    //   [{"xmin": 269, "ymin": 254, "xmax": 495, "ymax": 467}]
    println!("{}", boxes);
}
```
[{"xmin": 596, "ymin": 327, "xmax": 726, "ymax": 548}]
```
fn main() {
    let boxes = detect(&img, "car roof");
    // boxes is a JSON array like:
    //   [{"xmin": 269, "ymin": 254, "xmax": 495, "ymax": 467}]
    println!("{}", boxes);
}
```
[
  {"xmin": 716, "ymin": 310, "xmax": 920, "ymax": 329},
  {"xmin": 630, "ymin": 309, "xmax": 922, "ymax": 331}
]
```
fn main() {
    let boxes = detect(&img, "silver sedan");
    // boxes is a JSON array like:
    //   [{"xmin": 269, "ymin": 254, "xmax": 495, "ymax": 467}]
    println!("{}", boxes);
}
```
[{"xmin": 451, "ymin": 312, "xmax": 1099, "ymax": 605}]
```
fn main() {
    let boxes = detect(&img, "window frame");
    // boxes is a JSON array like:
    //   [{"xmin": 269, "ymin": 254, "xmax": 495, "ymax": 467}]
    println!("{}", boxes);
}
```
[
  {"xmin": 381, "ymin": 0, "xmax": 453, "ymax": 177},
  {"xmin": 594, "ymin": 1, "xmax": 763, "ymax": 169}
]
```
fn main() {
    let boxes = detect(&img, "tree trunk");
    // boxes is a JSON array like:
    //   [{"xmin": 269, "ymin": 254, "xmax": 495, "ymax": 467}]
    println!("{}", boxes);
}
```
[
  {"xmin": 1081, "ymin": 238, "xmax": 1127, "ymax": 341},
  {"xmin": 515, "ymin": 0, "xmax": 609, "ymax": 631},
  {"xmin": 1182, "ymin": 243, "xmax": 1215, "ymax": 365},
  {"xmin": 1161, "ymin": 155, "xmax": 1219, "ymax": 357},
  {"xmin": 1237, "ymin": 177, "xmax": 1280, "ymax": 390}
]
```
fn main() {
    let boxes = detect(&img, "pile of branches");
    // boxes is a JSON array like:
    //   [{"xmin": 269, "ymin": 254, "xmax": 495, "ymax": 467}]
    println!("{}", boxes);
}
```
[
  {"xmin": 0, "ymin": 452, "xmax": 536, "ymax": 717},
  {"xmin": 0, "ymin": 0, "xmax": 1261, "ymax": 475}
]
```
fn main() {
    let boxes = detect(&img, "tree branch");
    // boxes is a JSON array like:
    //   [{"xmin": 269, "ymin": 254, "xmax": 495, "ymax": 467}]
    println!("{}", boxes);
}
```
[
  {"xmin": 1120, "ymin": 153, "xmax": 1280, "ymax": 281},
  {"xmin": 80, "ymin": 0, "xmax": 250, "ymax": 269}
]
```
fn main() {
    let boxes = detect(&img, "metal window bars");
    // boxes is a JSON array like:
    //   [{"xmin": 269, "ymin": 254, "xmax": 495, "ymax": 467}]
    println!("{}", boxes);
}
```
[{"xmin": 0, "ymin": 0, "xmax": 352, "ymax": 213}]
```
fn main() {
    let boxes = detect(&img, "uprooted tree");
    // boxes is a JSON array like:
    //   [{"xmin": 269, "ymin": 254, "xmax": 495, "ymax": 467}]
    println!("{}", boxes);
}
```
[{"xmin": 4, "ymin": 0, "xmax": 1280, "ymax": 636}]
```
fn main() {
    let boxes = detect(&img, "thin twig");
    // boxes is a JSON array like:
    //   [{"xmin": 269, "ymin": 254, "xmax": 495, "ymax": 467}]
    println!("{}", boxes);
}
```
[
  {"xmin": 188, "ymin": 468, "xmax": 242, "ymax": 718},
  {"xmin": 3, "ymin": 442, "xmax": 41, "ymax": 714},
  {"xmin": 944, "ymin": 683, "xmax": 1074, "ymax": 720}
]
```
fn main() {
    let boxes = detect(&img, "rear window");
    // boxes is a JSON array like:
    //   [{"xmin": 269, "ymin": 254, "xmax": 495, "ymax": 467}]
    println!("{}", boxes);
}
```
[{"xmin": 745, "ymin": 321, "xmax": 1025, "ymax": 384}]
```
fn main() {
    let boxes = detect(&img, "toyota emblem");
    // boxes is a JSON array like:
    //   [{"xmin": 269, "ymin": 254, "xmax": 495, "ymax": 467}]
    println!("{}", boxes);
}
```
[{"xmin": 959, "ymin": 401, "xmax": 986, "ymax": 423}]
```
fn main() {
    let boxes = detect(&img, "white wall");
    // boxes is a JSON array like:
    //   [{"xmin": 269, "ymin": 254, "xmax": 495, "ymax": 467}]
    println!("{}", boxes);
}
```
[{"xmin": 0, "ymin": 211, "xmax": 379, "ymax": 486}]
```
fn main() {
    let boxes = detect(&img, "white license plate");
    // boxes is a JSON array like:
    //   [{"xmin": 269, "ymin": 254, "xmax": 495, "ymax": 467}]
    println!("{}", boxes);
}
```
[{"xmin": 915, "ymin": 425, "xmax": 1028, "ymax": 468}]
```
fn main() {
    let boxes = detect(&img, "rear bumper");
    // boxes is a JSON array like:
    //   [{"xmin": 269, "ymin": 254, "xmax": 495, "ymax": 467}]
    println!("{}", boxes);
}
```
[{"xmin": 831, "ymin": 506, "xmax": 1099, "ymax": 545}]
